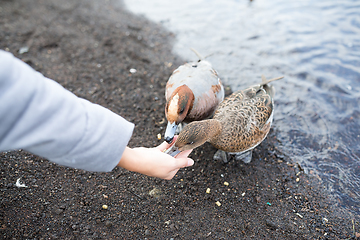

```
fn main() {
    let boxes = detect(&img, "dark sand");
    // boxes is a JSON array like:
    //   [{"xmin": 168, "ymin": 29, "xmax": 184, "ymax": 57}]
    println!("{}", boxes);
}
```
[{"xmin": 0, "ymin": 0, "xmax": 359, "ymax": 239}]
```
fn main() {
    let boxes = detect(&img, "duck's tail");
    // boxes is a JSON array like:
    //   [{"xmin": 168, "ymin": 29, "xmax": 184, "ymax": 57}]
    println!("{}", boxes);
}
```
[
  {"xmin": 190, "ymin": 48, "xmax": 215, "ymax": 62},
  {"xmin": 260, "ymin": 75, "xmax": 284, "ymax": 98},
  {"xmin": 260, "ymin": 75, "xmax": 284, "ymax": 86},
  {"xmin": 190, "ymin": 48, "xmax": 204, "ymax": 61}
]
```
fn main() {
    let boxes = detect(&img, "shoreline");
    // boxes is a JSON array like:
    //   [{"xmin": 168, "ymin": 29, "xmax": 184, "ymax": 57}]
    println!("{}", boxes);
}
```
[{"xmin": 0, "ymin": 0, "xmax": 358, "ymax": 238}]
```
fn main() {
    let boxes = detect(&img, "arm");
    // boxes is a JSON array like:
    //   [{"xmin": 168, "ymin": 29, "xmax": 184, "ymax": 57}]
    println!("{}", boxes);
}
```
[{"xmin": 0, "ymin": 50, "xmax": 134, "ymax": 172}]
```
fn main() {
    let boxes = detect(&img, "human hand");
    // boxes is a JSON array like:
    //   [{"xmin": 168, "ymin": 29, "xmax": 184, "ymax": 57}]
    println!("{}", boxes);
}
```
[{"xmin": 117, "ymin": 136, "xmax": 194, "ymax": 180}]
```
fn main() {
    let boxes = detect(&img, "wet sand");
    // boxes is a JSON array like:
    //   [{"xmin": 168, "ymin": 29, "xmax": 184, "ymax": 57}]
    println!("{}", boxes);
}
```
[{"xmin": 0, "ymin": 0, "xmax": 359, "ymax": 239}]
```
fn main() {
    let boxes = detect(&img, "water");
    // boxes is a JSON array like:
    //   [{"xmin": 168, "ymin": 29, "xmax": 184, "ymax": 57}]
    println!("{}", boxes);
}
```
[{"xmin": 123, "ymin": 0, "xmax": 360, "ymax": 215}]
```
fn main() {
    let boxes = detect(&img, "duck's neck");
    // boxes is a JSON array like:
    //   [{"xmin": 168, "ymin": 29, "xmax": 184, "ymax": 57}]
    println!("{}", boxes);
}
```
[{"xmin": 201, "ymin": 119, "xmax": 222, "ymax": 140}]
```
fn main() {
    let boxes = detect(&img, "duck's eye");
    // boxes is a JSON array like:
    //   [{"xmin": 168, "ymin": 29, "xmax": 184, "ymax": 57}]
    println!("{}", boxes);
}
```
[
  {"xmin": 179, "ymin": 108, "xmax": 185, "ymax": 114},
  {"xmin": 192, "ymin": 64, "xmax": 197, "ymax": 68},
  {"xmin": 188, "ymin": 141, "xmax": 194, "ymax": 145}
]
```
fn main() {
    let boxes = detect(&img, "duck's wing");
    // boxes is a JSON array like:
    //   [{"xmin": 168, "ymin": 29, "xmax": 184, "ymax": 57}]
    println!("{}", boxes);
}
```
[
  {"xmin": 212, "ymin": 86, "xmax": 274, "ymax": 153},
  {"xmin": 253, "ymin": 87, "xmax": 274, "ymax": 129}
]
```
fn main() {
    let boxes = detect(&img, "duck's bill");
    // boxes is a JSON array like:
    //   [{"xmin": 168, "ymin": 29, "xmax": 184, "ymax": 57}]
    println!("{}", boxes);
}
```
[
  {"xmin": 164, "ymin": 144, "xmax": 181, "ymax": 157},
  {"xmin": 164, "ymin": 122, "xmax": 178, "ymax": 143}
]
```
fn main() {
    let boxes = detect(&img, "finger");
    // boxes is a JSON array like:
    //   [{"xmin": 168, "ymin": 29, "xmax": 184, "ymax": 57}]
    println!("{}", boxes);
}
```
[
  {"xmin": 174, "ymin": 157, "xmax": 194, "ymax": 168},
  {"xmin": 156, "ymin": 141, "xmax": 170, "ymax": 151},
  {"xmin": 176, "ymin": 149, "xmax": 193, "ymax": 159},
  {"xmin": 156, "ymin": 135, "xmax": 178, "ymax": 151},
  {"xmin": 164, "ymin": 156, "xmax": 194, "ymax": 180}
]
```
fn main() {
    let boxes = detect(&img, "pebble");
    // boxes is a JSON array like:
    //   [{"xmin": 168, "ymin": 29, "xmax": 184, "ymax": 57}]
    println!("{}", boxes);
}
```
[
  {"xmin": 54, "ymin": 209, "xmax": 63, "ymax": 215},
  {"xmin": 102, "ymin": 204, "xmax": 108, "ymax": 210},
  {"xmin": 206, "ymin": 188, "xmax": 211, "ymax": 194},
  {"xmin": 149, "ymin": 187, "xmax": 162, "ymax": 198},
  {"xmin": 19, "ymin": 46, "xmax": 29, "ymax": 54},
  {"xmin": 157, "ymin": 133, "xmax": 161, "ymax": 140},
  {"xmin": 59, "ymin": 204, "xmax": 66, "ymax": 209},
  {"xmin": 265, "ymin": 219, "xmax": 278, "ymax": 230},
  {"xmin": 215, "ymin": 201, "xmax": 221, "ymax": 206},
  {"xmin": 223, "ymin": 182, "xmax": 229, "ymax": 186}
]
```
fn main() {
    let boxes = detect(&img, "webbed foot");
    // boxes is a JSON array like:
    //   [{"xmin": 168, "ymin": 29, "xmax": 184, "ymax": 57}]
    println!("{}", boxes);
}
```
[
  {"xmin": 213, "ymin": 150, "xmax": 229, "ymax": 163},
  {"xmin": 235, "ymin": 151, "xmax": 252, "ymax": 163}
]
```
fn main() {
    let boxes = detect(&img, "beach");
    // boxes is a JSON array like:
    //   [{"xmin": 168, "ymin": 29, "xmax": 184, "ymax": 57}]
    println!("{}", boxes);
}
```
[{"xmin": 0, "ymin": 0, "xmax": 358, "ymax": 238}]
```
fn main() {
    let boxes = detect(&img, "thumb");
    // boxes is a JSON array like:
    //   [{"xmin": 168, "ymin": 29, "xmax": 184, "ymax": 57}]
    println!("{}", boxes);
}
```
[{"xmin": 157, "ymin": 135, "xmax": 178, "ymax": 151}]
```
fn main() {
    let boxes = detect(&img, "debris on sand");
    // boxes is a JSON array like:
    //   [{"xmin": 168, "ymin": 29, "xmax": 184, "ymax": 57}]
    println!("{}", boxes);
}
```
[{"xmin": 15, "ymin": 178, "xmax": 28, "ymax": 188}]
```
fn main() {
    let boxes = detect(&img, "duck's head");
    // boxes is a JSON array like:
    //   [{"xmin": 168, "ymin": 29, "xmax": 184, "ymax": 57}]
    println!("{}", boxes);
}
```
[
  {"xmin": 175, "ymin": 121, "xmax": 210, "ymax": 151},
  {"xmin": 165, "ymin": 120, "xmax": 221, "ymax": 156},
  {"xmin": 164, "ymin": 85, "xmax": 194, "ymax": 143}
]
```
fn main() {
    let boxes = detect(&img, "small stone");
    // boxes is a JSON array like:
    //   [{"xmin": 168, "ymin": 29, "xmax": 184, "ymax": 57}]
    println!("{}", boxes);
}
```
[
  {"xmin": 215, "ymin": 201, "xmax": 221, "ymax": 206},
  {"xmin": 102, "ymin": 204, "xmax": 108, "ymax": 210},
  {"xmin": 59, "ymin": 204, "xmax": 66, "ymax": 209},
  {"xmin": 19, "ymin": 46, "xmax": 29, "ymax": 54},
  {"xmin": 355, "ymin": 232, "xmax": 360, "ymax": 238},
  {"xmin": 157, "ymin": 133, "xmax": 161, "ymax": 140},
  {"xmin": 223, "ymin": 182, "xmax": 229, "ymax": 186},
  {"xmin": 105, "ymin": 221, "xmax": 112, "ymax": 228},
  {"xmin": 149, "ymin": 188, "xmax": 162, "ymax": 198},
  {"xmin": 145, "ymin": 229, "xmax": 150, "ymax": 235},
  {"xmin": 206, "ymin": 188, "xmax": 211, "ymax": 194},
  {"xmin": 55, "ymin": 209, "xmax": 63, "ymax": 215},
  {"xmin": 265, "ymin": 219, "xmax": 278, "ymax": 230},
  {"xmin": 129, "ymin": 68, "xmax": 137, "ymax": 74},
  {"xmin": 296, "ymin": 178, "xmax": 300, "ymax": 182}
]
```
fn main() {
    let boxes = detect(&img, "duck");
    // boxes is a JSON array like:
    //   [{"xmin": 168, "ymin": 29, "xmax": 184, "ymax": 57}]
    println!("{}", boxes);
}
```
[
  {"xmin": 166, "ymin": 75, "xmax": 284, "ymax": 163},
  {"xmin": 164, "ymin": 48, "xmax": 224, "ymax": 143}
]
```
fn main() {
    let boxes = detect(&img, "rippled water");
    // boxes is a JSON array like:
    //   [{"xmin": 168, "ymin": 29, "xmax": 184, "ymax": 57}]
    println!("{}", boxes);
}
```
[{"xmin": 124, "ymin": 0, "xmax": 360, "ymax": 215}]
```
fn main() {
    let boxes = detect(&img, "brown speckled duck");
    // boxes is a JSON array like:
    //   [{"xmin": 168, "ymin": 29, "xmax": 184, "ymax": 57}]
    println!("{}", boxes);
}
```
[
  {"xmin": 164, "ymin": 49, "xmax": 224, "ymax": 143},
  {"xmin": 166, "ymin": 75, "xmax": 284, "ymax": 163}
]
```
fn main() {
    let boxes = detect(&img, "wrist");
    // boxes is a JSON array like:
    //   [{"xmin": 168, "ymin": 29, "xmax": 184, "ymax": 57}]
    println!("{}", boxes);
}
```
[{"xmin": 117, "ymin": 147, "xmax": 138, "ymax": 171}]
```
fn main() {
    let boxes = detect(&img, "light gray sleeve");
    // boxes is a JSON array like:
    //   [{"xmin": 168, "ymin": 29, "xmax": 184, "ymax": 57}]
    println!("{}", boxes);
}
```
[{"xmin": 0, "ymin": 50, "xmax": 134, "ymax": 172}]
